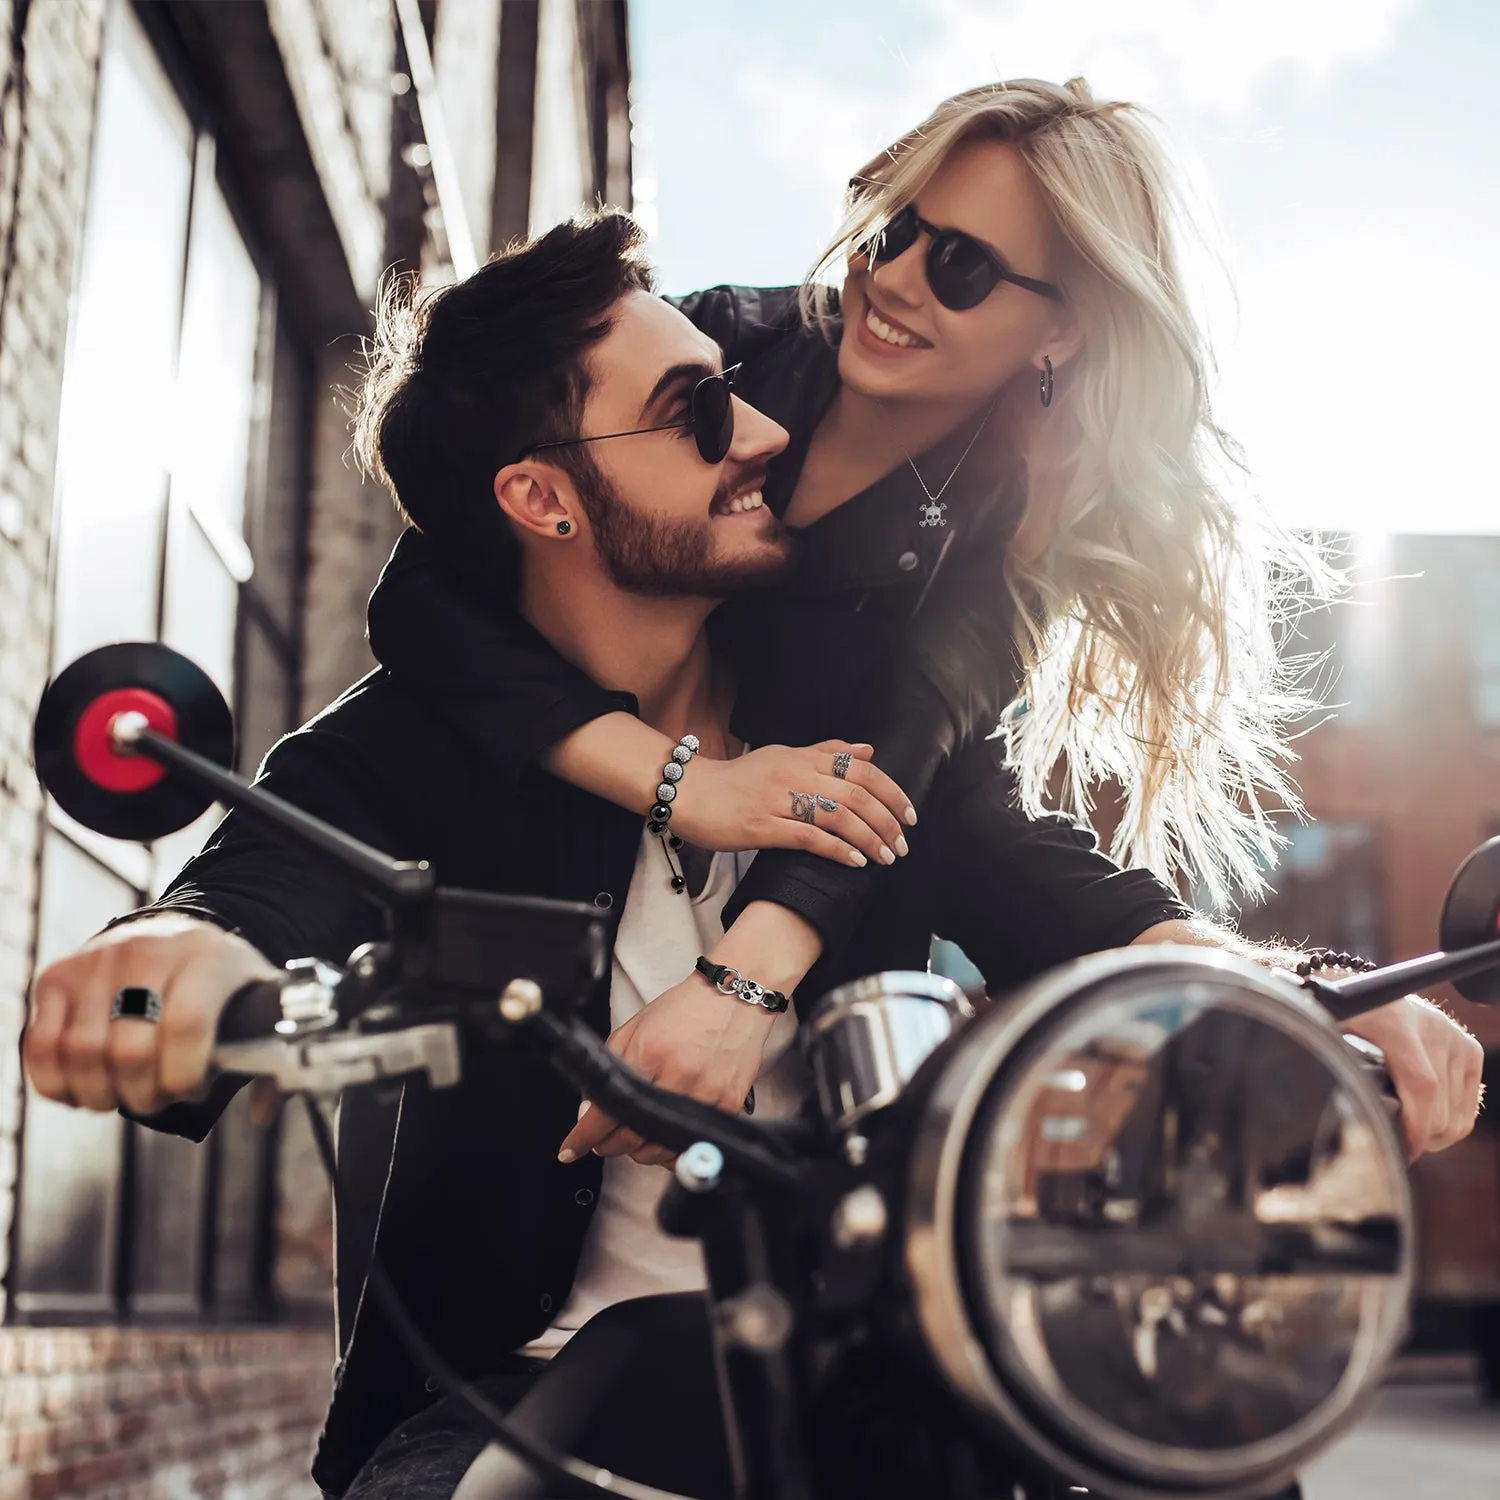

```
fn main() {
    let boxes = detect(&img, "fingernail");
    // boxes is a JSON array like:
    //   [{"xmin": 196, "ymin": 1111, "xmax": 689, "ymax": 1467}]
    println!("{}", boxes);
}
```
[
  {"xmin": 558, "ymin": 1147, "xmax": 576, "ymax": 1163},
  {"xmin": 577, "ymin": 1100, "xmax": 589, "ymax": 1120},
  {"xmin": 849, "ymin": 850, "xmax": 867, "ymax": 867},
  {"xmin": 894, "ymin": 836, "xmax": 909, "ymax": 857},
  {"xmin": 879, "ymin": 846, "xmax": 895, "ymax": 865},
  {"xmin": 904, "ymin": 807, "xmax": 918, "ymax": 827}
]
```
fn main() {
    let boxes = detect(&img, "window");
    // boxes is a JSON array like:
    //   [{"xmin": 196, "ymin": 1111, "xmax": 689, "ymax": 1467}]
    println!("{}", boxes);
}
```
[
  {"xmin": 9, "ymin": 3, "xmax": 303, "ymax": 1324},
  {"xmin": 1238, "ymin": 818, "xmax": 1388, "ymax": 964},
  {"xmin": 1285, "ymin": 534, "xmax": 1391, "ymax": 730}
]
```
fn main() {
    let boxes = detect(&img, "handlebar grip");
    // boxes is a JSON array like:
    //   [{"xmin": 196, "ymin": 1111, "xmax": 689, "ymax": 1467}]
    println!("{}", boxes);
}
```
[{"xmin": 216, "ymin": 977, "xmax": 287, "ymax": 1045}]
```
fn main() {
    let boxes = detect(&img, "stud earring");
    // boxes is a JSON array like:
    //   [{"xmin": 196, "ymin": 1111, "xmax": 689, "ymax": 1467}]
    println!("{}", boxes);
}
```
[
  {"xmin": 1039, "ymin": 355, "xmax": 1054, "ymax": 409},
  {"xmin": 556, "ymin": 520, "xmax": 572, "ymax": 535}
]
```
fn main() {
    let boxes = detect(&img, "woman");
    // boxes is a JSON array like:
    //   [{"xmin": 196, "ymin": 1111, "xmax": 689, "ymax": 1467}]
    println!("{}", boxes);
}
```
[{"xmin": 362, "ymin": 77, "xmax": 1327, "ymax": 1153}]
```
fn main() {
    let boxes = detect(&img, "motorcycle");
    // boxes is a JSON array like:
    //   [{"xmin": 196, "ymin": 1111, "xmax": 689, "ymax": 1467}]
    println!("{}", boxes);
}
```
[{"xmin": 31, "ymin": 643, "xmax": 1500, "ymax": 1500}]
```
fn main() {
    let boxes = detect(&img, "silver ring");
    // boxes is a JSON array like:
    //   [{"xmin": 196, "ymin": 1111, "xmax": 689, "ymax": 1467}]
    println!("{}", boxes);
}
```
[
  {"xmin": 790, "ymin": 791, "xmax": 818, "ymax": 824},
  {"xmin": 832, "ymin": 752, "xmax": 852, "ymax": 779},
  {"xmin": 815, "ymin": 795, "xmax": 839, "ymax": 813},
  {"xmin": 111, "ymin": 986, "xmax": 162, "ymax": 1023}
]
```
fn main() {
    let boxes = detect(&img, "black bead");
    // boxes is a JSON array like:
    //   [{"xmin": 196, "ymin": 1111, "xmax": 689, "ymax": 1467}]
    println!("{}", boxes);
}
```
[
  {"xmin": 670, "ymin": 875, "xmax": 686, "ymax": 893},
  {"xmin": 646, "ymin": 819, "xmax": 665, "ymax": 836},
  {"xmin": 651, "ymin": 803, "xmax": 672, "ymax": 823},
  {"xmin": 668, "ymin": 834, "xmax": 684, "ymax": 850}
]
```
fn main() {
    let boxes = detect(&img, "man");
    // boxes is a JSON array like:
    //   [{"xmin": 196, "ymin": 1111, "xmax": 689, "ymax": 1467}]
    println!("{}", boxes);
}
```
[
  {"xmin": 25, "ymin": 213, "xmax": 1482, "ymax": 1497},
  {"xmin": 24, "ymin": 212, "xmax": 921, "ymax": 1498}
]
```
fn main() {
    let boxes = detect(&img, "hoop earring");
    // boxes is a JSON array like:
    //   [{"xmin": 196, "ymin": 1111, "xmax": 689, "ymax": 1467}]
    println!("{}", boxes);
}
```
[
  {"xmin": 556, "ymin": 520, "xmax": 572, "ymax": 535},
  {"xmin": 1039, "ymin": 355, "xmax": 1054, "ymax": 409}
]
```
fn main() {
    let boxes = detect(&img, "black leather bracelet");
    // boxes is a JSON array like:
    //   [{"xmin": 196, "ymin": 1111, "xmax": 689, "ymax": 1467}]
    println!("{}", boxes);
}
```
[{"xmin": 694, "ymin": 956, "xmax": 789, "ymax": 1014}]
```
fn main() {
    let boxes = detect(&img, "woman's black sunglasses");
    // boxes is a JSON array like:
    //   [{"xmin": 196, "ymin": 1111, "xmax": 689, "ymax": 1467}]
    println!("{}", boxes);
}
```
[
  {"xmin": 861, "ymin": 201, "xmax": 1064, "ymax": 311},
  {"xmin": 518, "ymin": 364, "xmax": 741, "ymax": 467}
]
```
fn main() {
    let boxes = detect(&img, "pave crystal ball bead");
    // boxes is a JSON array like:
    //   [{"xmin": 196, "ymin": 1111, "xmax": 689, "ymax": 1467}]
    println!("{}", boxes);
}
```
[
  {"xmin": 671, "ymin": 744, "xmax": 694, "ymax": 765},
  {"xmin": 662, "ymin": 761, "xmax": 683, "ymax": 783},
  {"xmin": 679, "ymin": 735, "xmax": 700, "ymax": 754},
  {"xmin": 656, "ymin": 782, "xmax": 677, "ymax": 803}
]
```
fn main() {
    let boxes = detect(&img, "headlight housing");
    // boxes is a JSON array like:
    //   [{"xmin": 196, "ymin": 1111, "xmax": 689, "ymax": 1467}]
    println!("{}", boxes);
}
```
[{"xmin": 905, "ymin": 948, "xmax": 1411, "ymax": 1498}]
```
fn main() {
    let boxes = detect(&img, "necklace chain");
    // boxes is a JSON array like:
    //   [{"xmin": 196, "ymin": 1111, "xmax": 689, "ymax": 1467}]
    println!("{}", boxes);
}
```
[{"xmin": 903, "ymin": 401, "xmax": 998, "ymax": 507}]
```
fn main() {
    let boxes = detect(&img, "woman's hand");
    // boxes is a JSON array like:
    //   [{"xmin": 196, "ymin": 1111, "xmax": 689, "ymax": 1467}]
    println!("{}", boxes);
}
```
[
  {"xmin": 543, "ymin": 714, "xmax": 914, "ymax": 867},
  {"xmin": 672, "ymin": 740, "xmax": 915, "ymax": 867},
  {"xmin": 1343, "ymin": 996, "xmax": 1485, "ymax": 1159}
]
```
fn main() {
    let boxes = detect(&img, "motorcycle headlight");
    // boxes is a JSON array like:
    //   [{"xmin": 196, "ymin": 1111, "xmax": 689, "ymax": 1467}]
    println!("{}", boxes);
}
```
[{"xmin": 905, "ymin": 948, "xmax": 1412, "ymax": 1498}]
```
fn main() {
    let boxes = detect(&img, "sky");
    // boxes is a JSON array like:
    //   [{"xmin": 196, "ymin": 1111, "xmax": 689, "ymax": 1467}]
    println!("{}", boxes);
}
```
[{"xmin": 626, "ymin": 0, "xmax": 1500, "ymax": 534}]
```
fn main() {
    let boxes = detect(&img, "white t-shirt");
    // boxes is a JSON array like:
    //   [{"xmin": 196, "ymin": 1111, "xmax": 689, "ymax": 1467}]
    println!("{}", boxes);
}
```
[{"xmin": 520, "ymin": 832, "xmax": 810, "ymax": 1358}]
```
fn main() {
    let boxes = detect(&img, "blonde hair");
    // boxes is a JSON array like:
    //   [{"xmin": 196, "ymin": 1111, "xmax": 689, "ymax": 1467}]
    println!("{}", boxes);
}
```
[{"xmin": 805, "ymin": 78, "xmax": 1338, "ymax": 909}]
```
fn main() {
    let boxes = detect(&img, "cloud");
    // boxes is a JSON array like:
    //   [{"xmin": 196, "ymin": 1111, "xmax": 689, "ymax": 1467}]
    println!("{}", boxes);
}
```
[
  {"xmin": 913, "ymin": 0, "xmax": 1421, "ymax": 114},
  {"xmin": 738, "ymin": 0, "xmax": 1421, "ymax": 194}
]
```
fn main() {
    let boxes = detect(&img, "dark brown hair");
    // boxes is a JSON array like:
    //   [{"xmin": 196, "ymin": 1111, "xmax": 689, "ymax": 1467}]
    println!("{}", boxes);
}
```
[{"xmin": 353, "ymin": 210, "xmax": 654, "ymax": 583}]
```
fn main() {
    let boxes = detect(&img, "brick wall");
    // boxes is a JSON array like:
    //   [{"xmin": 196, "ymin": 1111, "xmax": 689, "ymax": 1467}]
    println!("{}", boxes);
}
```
[
  {"xmin": 0, "ymin": 1327, "xmax": 330, "ymax": 1500},
  {"xmin": 0, "ymin": 0, "xmax": 107, "ymax": 1315},
  {"xmin": 299, "ymin": 339, "xmax": 403, "ymax": 721}
]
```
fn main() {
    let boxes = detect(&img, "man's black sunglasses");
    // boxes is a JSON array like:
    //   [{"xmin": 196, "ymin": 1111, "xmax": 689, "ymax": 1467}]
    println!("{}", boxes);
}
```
[
  {"xmin": 861, "ymin": 201, "xmax": 1064, "ymax": 311},
  {"xmin": 518, "ymin": 364, "xmax": 742, "ymax": 467}
]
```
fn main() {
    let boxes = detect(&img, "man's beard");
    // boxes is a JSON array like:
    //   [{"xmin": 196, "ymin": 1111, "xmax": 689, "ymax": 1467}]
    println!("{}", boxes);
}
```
[{"xmin": 577, "ymin": 470, "xmax": 795, "ymax": 598}]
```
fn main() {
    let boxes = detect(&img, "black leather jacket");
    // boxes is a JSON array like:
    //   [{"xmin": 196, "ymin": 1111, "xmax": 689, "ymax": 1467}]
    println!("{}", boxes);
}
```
[{"xmin": 367, "ymin": 286, "xmax": 1165, "ymax": 977}]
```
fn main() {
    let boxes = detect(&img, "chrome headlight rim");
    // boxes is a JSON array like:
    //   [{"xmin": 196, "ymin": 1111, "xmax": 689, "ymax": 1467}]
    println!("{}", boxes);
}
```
[
  {"xmin": 802, "ymin": 969, "xmax": 973, "ymax": 1133},
  {"xmin": 904, "ymin": 947, "xmax": 1414, "ymax": 1498}
]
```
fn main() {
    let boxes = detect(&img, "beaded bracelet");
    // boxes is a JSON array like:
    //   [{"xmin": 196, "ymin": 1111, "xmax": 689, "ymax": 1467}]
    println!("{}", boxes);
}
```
[
  {"xmin": 648, "ymin": 735, "xmax": 700, "ymax": 893},
  {"xmin": 1294, "ymin": 948, "xmax": 1378, "ymax": 980}
]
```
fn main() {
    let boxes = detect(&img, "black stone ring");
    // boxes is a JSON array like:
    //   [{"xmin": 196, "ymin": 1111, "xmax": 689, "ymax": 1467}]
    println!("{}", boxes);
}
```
[{"xmin": 111, "ymin": 986, "xmax": 163, "ymax": 1023}]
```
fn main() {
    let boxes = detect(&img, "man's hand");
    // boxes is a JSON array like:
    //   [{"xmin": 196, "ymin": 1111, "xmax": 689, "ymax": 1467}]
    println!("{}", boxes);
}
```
[
  {"xmin": 1343, "ymin": 996, "xmax": 1485, "ymax": 1159},
  {"xmin": 1133, "ymin": 919, "xmax": 1485, "ymax": 1158},
  {"xmin": 558, "ymin": 971, "xmax": 776, "ymax": 1168},
  {"xmin": 559, "ymin": 902, "xmax": 820, "ymax": 1169},
  {"xmin": 24, "ymin": 914, "xmax": 278, "ymax": 1117}
]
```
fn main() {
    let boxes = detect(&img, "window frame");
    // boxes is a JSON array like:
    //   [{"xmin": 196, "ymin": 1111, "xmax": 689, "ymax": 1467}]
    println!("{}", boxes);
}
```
[{"xmin": 7, "ymin": 0, "xmax": 307, "ymax": 1327}]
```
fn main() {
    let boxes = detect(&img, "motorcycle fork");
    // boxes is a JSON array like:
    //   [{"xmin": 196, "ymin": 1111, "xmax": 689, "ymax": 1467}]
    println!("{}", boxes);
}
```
[{"xmin": 695, "ymin": 1178, "xmax": 815, "ymax": 1500}]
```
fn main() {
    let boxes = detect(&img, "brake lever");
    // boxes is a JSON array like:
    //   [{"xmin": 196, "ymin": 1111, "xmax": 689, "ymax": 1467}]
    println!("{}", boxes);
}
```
[
  {"xmin": 211, "ymin": 959, "xmax": 463, "ymax": 1094},
  {"xmin": 214, "ymin": 1025, "xmax": 463, "ymax": 1094}
]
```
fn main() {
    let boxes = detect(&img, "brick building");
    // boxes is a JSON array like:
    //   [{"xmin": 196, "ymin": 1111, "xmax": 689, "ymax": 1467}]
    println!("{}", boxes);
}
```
[
  {"xmin": 1232, "ymin": 533, "xmax": 1500, "ymax": 1367},
  {"xmin": 0, "ymin": 1, "xmax": 630, "ymax": 1494}
]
